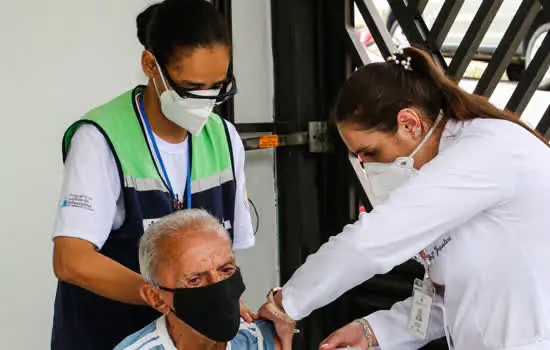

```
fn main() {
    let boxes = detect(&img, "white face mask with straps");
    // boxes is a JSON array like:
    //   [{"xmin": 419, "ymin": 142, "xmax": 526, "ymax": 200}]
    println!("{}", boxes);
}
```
[
  {"xmin": 358, "ymin": 110, "xmax": 444, "ymax": 207},
  {"xmin": 152, "ymin": 58, "xmax": 219, "ymax": 136}
]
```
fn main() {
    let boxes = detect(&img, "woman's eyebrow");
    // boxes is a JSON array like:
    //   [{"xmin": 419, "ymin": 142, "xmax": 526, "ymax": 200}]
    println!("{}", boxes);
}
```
[
  {"xmin": 179, "ymin": 78, "xmax": 227, "ymax": 88},
  {"xmin": 354, "ymin": 146, "xmax": 373, "ymax": 156},
  {"xmin": 179, "ymin": 80, "xmax": 206, "ymax": 88}
]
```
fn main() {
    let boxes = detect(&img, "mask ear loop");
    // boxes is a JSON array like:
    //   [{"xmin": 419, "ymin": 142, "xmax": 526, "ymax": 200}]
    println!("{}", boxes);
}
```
[
  {"xmin": 407, "ymin": 109, "xmax": 445, "ymax": 160},
  {"xmin": 153, "ymin": 57, "xmax": 170, "ymax": 94}
]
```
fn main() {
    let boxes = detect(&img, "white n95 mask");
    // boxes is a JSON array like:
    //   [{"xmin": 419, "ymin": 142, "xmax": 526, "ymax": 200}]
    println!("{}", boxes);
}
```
[
  {"xmin": 351, "ymin": 110, "xmax": 444, "ymax": 207},
  {"xmin": 153, "ymin": 59, "xmax": 219, "ymax": 135},
  {"xmin": 362, "ymin": 157, "xmax": 418, "ymax": 206}
]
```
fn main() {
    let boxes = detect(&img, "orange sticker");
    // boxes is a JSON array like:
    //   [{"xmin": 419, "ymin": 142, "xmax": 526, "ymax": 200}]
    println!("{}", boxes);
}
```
[{"xmin": 258, "ymin": 135, "xmax": 279, "ymax": 149}]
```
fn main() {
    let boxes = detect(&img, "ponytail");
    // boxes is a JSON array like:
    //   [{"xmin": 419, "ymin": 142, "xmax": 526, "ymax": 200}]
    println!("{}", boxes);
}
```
[{"xmin": 334, "ymin": 46, "xmax": 548, "ymax": 145}]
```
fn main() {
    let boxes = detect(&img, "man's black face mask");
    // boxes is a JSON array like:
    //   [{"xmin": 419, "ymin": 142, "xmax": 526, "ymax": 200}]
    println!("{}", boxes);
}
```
[{"xmin": 158, "ymin": 268, "xmax": 246, "ymax": 343}]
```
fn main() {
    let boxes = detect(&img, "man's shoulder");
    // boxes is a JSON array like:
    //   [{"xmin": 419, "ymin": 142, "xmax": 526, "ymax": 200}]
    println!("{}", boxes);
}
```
[
  {"xmin": 114, "ymin": 317, "xmax": 165, "ymax": 350},
  {"xmin": 231, "ymin": 319, "xmax": 276, "ymax": 350}
]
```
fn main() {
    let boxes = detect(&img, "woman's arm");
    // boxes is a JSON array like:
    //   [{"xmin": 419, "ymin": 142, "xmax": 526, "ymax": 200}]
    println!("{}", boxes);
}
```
[
  {"xmin": 52, "ymin": 125, "xmax": 146, "ymax": 305},
  {"xmin": 259, "ymin": 301, "xmax": 295, "ymax": 350},
  {"xmin": 365, "ymin": 296, "xmax": 445, "ymax": 349},
  {"xmin": 54, "ymin": 237, "xmax": 147, "ymax": 305},
  {"xmin": 281, "ymin": 134, "xmax": 515, "ymax": 320}
]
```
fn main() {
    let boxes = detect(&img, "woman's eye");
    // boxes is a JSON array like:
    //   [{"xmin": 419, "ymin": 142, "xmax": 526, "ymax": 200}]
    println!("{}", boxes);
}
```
[{"xmin": 360, "ymin": 152, "xmax": 374, "ymax": 161}]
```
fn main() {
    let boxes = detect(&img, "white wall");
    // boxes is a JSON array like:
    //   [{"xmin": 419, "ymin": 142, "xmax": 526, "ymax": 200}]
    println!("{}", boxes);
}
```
[
  {"xmin": 231, "ymin": 0, "xmax": 279, "ymax": 311},
  {"xmin": 0, "ymin": 0, "xmax": 277, "ymax": 347}
]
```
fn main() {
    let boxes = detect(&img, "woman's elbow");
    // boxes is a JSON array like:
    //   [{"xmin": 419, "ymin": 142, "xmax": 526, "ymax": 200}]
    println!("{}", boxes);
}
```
[
  {"xmin": 53, "ymin": 248, "xmax": 76, "ymax": 283},
  {"xmin": 53, "ymin": 237, "xmax": 93, "ymax": 283}
]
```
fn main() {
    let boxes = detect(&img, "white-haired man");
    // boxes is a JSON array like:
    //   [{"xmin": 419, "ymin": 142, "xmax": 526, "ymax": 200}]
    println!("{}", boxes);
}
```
[{"xmin": 115, "ymin": 209, "xmax": 295, "ymax": 350}]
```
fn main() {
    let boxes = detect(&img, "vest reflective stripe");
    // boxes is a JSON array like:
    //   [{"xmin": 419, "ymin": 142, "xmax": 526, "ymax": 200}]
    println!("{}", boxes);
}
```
[
  {"xmin": 191, "ymin": 167, "xmax": 233, "ymax": 194},
  {"xmin": 124, "ymin": 175, "xmax": 167, "ymax": 193},
  {"xmin": 124, "ymin": 169, "xmax": 234, "ymax": 195}
]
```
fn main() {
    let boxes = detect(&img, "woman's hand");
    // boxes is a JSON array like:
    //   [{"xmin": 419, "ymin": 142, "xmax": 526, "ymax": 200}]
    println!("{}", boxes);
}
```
[
  {"xmin": 258, "ymin": 302, "xmax": 295, "ymax": 350},
  {"xmin": 319, "ymin": 320, "xmax": 373, "ymax": 350},
  {"xmin": 240, "ymin": 299, "xmax": 258, "ymax": 323}
]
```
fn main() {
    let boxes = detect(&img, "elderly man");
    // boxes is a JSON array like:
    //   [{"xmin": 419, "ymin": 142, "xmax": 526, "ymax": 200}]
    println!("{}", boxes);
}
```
[{"xmin": 115, "ymin": 209, "xmax": 295, "ymax": 350}]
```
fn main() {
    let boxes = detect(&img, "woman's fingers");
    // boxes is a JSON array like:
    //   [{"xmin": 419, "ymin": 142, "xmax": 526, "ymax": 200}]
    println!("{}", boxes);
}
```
[
  {"xmin": 240, "ymin": 300, "xmax": 255, "ymax": 323},
  {"xmin": 319, "ymin": 321, "xmax": 368, "ymax": 350},
  {"xmin": 319, "ymin": 331, "xmax": 343, "ymax": 350}
]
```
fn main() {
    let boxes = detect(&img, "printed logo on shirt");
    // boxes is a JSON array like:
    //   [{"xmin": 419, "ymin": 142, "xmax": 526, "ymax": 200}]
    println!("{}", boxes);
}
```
[
  {"xmin": 426, "ymin": 237, "xmax": 452, "ymax": 262},
  {"xmin": 61, "ymin": 194, "xmax": 94, "ymax": 211},
  {"xmin": 413, "ymin": 236, "xmax": 452, "ymax": 266}
]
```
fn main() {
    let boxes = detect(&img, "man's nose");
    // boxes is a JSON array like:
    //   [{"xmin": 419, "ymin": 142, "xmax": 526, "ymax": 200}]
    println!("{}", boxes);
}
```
[{"xmin": 206, "ymin": 271, "xmax": 224, "ymax": 284}]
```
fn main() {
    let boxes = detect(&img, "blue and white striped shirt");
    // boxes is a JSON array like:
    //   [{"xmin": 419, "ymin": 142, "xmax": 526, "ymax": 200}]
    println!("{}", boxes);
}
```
[{"xmin": 115, "ymin": 316, "xmax": 276, "ymax": 350}]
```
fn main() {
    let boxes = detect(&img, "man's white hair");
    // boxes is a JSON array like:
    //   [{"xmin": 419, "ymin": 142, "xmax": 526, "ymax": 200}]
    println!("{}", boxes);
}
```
[{"xmin": 139, "ymin": 209, "xmax": 228, "ymax": 284}]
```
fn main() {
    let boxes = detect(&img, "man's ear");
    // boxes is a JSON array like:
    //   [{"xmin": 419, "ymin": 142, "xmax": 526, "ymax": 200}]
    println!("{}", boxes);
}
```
[
  {"xmin": 140, "ymin": 284, "xmax": 172, "ymax": 315},
  {"xmin": 141, "ymin": 50, "xmax": 159, "ymax": 80}
]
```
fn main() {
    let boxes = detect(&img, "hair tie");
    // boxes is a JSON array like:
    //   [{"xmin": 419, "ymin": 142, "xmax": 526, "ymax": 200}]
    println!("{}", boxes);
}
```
[{"xmin": 386, "ymin": 49, "xmax": 412, "ymax": 71}]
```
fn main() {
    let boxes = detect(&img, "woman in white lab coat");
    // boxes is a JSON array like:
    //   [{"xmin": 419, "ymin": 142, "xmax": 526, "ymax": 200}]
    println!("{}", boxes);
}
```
[{"xmin": 258, "ymin": 47, "xmax": 550, "ymax": 349}]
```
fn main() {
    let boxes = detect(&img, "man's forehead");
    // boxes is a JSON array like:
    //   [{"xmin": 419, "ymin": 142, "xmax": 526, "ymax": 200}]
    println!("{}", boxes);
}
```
[{"xmin": 158, "ymin": 229, "xmax": 233, "ymax": 273}]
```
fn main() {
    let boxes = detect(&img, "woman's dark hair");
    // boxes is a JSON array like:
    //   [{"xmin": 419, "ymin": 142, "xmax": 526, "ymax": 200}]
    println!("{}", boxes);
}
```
[
  {"xmin": 136, "ymin": 0, "xmax": 231, "ymax": 65},
  {"xmin": 333, "ymin": 46, "xmax": 547, "ymax": 144}
]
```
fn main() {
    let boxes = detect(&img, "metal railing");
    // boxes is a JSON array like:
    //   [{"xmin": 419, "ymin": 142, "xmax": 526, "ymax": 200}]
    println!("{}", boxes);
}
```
[{"xmin": 348, "ymin": 0, "xmax": 549, "ymax": 133}]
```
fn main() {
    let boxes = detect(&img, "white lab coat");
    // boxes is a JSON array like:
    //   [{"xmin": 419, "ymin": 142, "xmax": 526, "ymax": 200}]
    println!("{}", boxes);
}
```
[{"xmin": 282, "ymin": 118, "xmax": 550, "ymax": 349}]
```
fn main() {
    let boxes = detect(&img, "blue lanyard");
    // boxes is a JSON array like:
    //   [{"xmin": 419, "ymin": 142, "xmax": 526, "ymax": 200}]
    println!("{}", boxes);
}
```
[{"xmin": 139, "ymin": 95, "xmax": 191, "ymax": 210}]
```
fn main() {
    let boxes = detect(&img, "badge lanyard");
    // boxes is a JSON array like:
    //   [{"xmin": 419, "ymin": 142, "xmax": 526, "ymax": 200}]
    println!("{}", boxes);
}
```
[
  {"xmin": 407, "ymin": 248, "xmax": 435, "ymax": 340},
  {"xmin": 139, "ymin": 95, "xmax": 191, "ymax": 210}
]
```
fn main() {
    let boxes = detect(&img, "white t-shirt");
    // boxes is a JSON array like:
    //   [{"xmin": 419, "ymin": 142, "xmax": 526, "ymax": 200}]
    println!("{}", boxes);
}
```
[
  {"xmin": 53, "ymin": 94, "xmax": 254, "ymax": 251},
  {"xmin": 282, "ymin": 118, "xmax": 550, "ymax": 349}
]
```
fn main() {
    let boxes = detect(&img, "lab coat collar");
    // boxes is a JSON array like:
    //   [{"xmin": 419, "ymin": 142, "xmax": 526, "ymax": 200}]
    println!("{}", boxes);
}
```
[{"xmin": 441, "ymin": 119, "xmax": 464, "ymax": 139}]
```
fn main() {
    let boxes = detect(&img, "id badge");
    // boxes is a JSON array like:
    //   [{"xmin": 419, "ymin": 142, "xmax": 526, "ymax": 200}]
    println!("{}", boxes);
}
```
[{"xmin": 408, "ymin": 278, "xmax": 434, "ymax": 340}]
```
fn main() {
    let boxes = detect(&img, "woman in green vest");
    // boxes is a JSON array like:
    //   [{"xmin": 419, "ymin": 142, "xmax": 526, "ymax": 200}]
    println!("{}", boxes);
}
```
[{"xmin": 51, "ymin": 1, "xmax": 255, "ymax": 349}]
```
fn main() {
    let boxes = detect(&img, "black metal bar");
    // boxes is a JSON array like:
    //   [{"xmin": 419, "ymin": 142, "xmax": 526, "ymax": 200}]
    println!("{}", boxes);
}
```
[
  {"xmin": 536, "ymin": 105, "xmax": 550, "ymax": 137},
  {"xmin": 387, "ymin": 0, "xmax": 424, "ymax": 43},
  {"xmin": 387, "ymin": 0, "xmax": 448, "ymax": 70},
  {"xmin": 354, "ymin": 0, "xmax": 396, "ymax": 59},
  {"xmin": 506, "ymin": 33, "xmax": 550, "ymax": 115},
  {"xmin": 475, "ymin": 0, "xmax": 541, "ymax": 97},
  {"xmin": 429, "ymin": 0, "xmax": 465, "ymax": 49},
  {"xmin": 542, "ymin": 0, "xmax": 550, "ymax": 19},
  {"xmin": 346, "ymin": 25, "xmax": 372, "ymax": 66},
  {"xmin": 411, "ymin": 0, "xmax": 429, "ymax": 14},
  {"xmin": 418, "ymin": 0, "xmax": 428, "ymax": 14},
  {"xmin": 272, "ymin": 0, "xmax": 350, "ymax": 347},
  {"xmin": 447, "ymin": 0, "xmax": 504, "ymax": 80}
]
